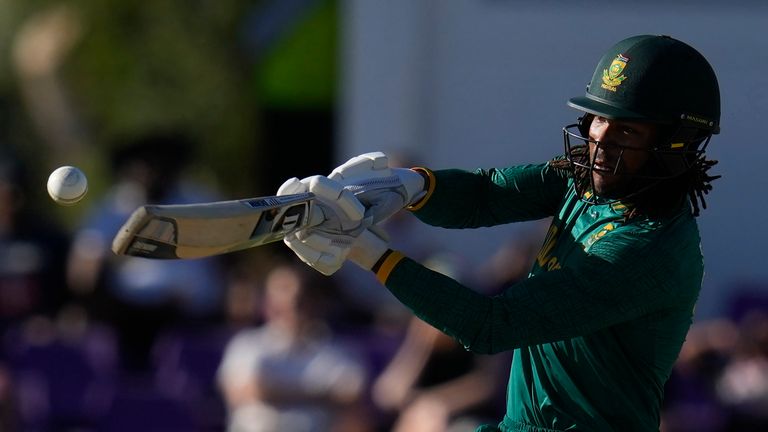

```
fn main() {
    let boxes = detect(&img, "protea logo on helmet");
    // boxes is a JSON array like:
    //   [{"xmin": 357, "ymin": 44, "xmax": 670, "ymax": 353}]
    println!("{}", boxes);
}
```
[{"xmin": 601, "ymin": 54, "xmax": 629, "ymax": 92}]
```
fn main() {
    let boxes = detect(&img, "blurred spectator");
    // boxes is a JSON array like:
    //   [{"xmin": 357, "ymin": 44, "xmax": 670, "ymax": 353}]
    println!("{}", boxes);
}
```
[
  {"xmin": 3, "ymin": 305, "xmax": 119, "ymax": 430},
  {"xmin": 372, "ymin": 316, "xmax": 506, "ymax": 432},
  {"xmin": 662, "ymin": 319, "xmax": 735, "ymax": 432},
  {"xmin": 67, "ymin": 131, "xmax": 225, "ymax": 371},
  {"xmin": 661, "ymin": 295, "xmax": 768, "ymax": 432},
  {"xmin": 217, "ymin": 261, "xmax": 367, "ymax": 432},
  {"xmin": 716, "ymin": 309, "xmax": 768, "ymax": 430},
  {"xmin": 222, "ymin": 263, "xmax": 267, "ymax": 331},
  {"xmin": 0, "ymin": 151, "xmax": 70, "ymax": 328},
  {"xmin": 0, "ymin": 362, "xmax": 16, "ymax": 431}
]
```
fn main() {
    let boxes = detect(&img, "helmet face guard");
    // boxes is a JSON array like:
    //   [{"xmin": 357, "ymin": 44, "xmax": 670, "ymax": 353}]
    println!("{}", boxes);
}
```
[{"xmin": 562, "ymin": 115, "xmax": 712, "ymax": 202}]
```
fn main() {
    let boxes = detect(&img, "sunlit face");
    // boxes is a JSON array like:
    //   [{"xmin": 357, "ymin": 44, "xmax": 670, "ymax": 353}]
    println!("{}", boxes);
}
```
[
  {"xmin": 263, "ymin": 267, "xmax": 302, "ymax": 323},
  {"xmin": 587, "ymin": 116, "xmax": 659, "ymax": 198}
]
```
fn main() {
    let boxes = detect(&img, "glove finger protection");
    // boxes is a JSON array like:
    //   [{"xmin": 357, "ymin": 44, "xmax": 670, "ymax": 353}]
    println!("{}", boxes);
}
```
[
  {"xmin": 329, "ymin": 152, "xmax": 427, "ymax": 224},
  {"xmin": 277, "ymin": 176, "xmax": 308, "ymax": 196},
  {"xmin": 329, "ymin": 152, "xmax": 391, "ymax": 181},
  {"xmin": 278, "ymin": 175, "xmax": 370, "ymax": 275},
  {"xmin": 306, "ymin": 175, "xmax": 368, "ymax": 232},
  {"xmin": 284, "ymin": 225, "xmax": 391, "ymax": 275},
  {"xmin": 277, "ymin": 175, "xmax": 367, "ymax": 232},
  {"xmin": 284, "ymin": 230, "xmax": 352, "ymax": 276}
]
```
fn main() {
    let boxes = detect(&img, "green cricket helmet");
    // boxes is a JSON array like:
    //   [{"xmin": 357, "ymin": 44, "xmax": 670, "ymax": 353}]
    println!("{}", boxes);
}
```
[
  {"xmin": 563, "ymin": 35, "xmax": 721, "ymax": 201},
  {"xmin": 568, "ymin": 34, "xmax": 720, "ymax": 134}
]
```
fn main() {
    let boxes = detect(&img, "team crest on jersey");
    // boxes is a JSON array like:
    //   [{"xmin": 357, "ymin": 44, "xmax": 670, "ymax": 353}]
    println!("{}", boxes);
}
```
[
  {"xmin": 602, "ymin": 54, "xmax": 629, "ymax": 92},
  {"xmin": 585, "ymin": 223, "xmax": 616, "ymax": 249}
]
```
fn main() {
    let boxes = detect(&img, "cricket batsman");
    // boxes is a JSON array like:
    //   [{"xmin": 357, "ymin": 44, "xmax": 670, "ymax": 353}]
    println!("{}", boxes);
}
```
[{"xmin": 278, "ymin": 35, "xmax": 721, "ymax": 431}]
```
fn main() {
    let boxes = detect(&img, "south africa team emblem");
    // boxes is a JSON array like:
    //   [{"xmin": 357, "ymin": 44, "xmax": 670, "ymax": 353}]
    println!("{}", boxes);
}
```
[{"xmin": 601, "ymin": 54, "xmax": 629, "ymax": 91}]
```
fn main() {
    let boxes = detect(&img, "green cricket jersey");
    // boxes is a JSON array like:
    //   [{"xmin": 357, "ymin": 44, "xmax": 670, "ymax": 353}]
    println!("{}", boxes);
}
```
[{"xmin": 374, "ymin": 162, "xmax": 703, "ymax": 432}]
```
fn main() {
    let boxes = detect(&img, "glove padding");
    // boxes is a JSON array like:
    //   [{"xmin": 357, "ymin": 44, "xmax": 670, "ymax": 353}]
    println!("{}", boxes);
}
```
[
  {"xmin": 329, "ymin": 152, "xmax": 426, "ymax": 225},
  {"xmin": 278, "ymin": 175, "xmax": 370, "ymax": 275},
  {"xmin": 278, "ymin": 175, "xmax": 367, "ymax": 231},
  {"xmin": 289, "ymin": 225, "xmax": 390, "ymax": 275}
]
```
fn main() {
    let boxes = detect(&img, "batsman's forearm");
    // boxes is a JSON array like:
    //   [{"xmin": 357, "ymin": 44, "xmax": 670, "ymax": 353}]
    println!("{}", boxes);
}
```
[
  {"xmin": 375, "ymin": 242, "xmax": 687, "ymax": 355},
  {"xmin": 411, "ymin": 164, "xmax": 568, "ymax": 228},
  {"xmin": 372, "ymin": 252, "xmax": 498, "ymax": 353}
]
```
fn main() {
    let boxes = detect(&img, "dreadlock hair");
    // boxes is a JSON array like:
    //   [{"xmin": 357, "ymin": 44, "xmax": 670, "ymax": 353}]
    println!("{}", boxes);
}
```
[{"xmin": 549, "ymin": 144, "xmax": 720, "ymax": 220}]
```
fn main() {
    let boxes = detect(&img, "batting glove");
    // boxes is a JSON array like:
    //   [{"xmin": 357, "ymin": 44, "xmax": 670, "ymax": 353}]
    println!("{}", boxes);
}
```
[
  {"xmin": 289, "ymin": 225, "xmax": 391, "ymax": 275},
  {"xmin": 278, "ymin": 175, "xmax": 367, "ymax": 231},
  {"xmin": 329, "ymin": 152, "xmax": 428, "ymax": 224},
  {"xmin": 278, "ymin": 175, "xmax": 370, "ymax": 275}
]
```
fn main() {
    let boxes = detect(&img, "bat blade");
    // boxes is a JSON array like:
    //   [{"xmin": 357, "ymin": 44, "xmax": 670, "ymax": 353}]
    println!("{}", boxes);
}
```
[{"xmin": 111, "ymin": 192, "xmax": 317, "ymax": 259}]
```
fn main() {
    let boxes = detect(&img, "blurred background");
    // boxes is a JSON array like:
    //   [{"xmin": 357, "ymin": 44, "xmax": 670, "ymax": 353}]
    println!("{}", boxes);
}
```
[{"xmin": 0, "ymin": 0, "xmax": 766, "ymax": 431}]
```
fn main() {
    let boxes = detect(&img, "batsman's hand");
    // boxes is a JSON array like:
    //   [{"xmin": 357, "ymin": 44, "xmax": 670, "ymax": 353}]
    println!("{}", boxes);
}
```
[
  {"xmin": 278, "ymin": 175, "xmax": 374, "ymax": 275},
  {"xmin": 289, "ymin": 226, "xmax": 391, "ymax": 276},
  {"xmin": 330, "ymin": 152, "xmax": 427, "ymax": 224},
  {"xmin": 278, "ymin": 175, "xmax": 367, "ymax": 231}
]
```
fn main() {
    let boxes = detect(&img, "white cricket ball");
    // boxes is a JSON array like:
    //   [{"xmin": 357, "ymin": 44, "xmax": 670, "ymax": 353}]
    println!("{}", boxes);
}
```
[{"xmin": 47, "ymin": 166, "xmax": 88, "ymax": 205}]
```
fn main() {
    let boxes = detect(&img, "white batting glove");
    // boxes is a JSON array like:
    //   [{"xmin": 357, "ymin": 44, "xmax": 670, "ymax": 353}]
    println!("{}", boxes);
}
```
[
  {"xmin": 277, "ymin": 176, "xmax": 369, "ymax": 275},
  {"xmin": 330, "ymin": 152, "xmax": 427, "ymax": 224},
  {"xmin": 289, "ymin": 225, "xmax": 391, "ymax": 275},
  {"xmin": 277, "ymin": 175, "xmax": 367, "ymax": 232},
  {"xmin": 348, "ymin": 226, "xmax": 391, "ymax": 271},
  {"xmin": 284, "ymin": 229, "xmax": 353, "ymax": 275}
]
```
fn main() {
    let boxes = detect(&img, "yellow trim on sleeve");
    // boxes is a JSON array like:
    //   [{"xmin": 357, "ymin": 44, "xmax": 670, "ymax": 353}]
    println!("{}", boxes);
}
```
[
  {"xmin": 406, "ymin": 167, "xmax": 436, "ymax": 211},
  {"xmin": 375, "ymin": 250, "xmax": 405, "ymax": 284}
]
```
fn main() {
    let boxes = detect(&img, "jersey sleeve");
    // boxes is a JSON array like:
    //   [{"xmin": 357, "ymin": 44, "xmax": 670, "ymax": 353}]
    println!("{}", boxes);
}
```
[
  {"xmin": 374, "ymin": 227, "xmax": 701, "ymax": 355},
  {"xmin": 411, "ymin": 162, "xmax": 570, "ymax": 228}
]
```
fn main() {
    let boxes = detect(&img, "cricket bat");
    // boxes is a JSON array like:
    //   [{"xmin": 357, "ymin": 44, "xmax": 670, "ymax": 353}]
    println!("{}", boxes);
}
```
[{"xmin": 111, "ymin": 192, "xmax": 321, "ymax": 259}]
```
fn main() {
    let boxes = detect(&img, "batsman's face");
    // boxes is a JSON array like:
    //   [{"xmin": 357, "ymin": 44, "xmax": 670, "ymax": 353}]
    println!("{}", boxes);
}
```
[{"xmin": 588, "ymin": 116, "xmax": 658, "ymax": 198}]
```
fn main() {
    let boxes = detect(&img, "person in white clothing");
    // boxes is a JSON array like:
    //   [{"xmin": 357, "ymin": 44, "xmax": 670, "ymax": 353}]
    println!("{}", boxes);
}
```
[{"xmin": 217, "ymin": 262, "xmax": 367, "ymax": 432}]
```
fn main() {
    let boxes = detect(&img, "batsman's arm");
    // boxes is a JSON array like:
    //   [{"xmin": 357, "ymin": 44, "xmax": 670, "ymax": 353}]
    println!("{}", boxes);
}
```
[
  {"xmin": 370, "ymin": 235, "xmax": 686, "ymax": 355},
  {"xmin": 409, "ymin": 163, "xmax": 569, "ymax": 229},
  {"xmin": 318, "ymin": 152, "xmax": 567, "ymax": 228}
]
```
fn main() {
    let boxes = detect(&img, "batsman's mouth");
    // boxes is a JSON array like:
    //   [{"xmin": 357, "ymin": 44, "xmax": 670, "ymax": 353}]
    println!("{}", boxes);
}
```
[{"xmin": 592, "ymin": 162, "xmax": 616, "ymax": 174}]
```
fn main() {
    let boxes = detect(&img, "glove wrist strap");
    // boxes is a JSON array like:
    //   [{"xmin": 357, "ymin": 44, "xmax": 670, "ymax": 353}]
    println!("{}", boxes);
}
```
[
  {"xmin": 407, "ymin": 167, "xmax": 436, "ymax": 211},
  {"xmin": 371, "ymin": 249, "xmax": 395, "ymax": 273},
  {"xmin": 372, "ymin": 249, "xmax": 406, "ymax": 284}
]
